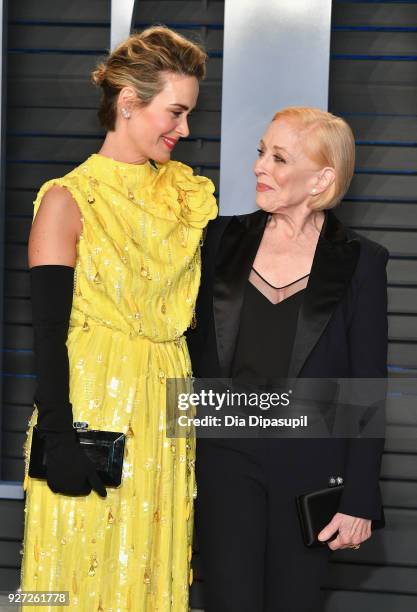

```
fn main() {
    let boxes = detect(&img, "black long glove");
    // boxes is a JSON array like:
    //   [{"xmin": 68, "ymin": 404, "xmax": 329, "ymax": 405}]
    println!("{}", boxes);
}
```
[
  {"xmin": 30, "ymin": 265, "xmax": 106, "ymax": 497},
  {"xmin": 43, "ymin": 430, "xmax": 107, "ymax": 497}
]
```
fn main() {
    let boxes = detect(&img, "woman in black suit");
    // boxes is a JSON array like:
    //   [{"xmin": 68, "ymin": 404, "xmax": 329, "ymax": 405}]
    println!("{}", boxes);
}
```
[{"xmin": 187, "ymin": 107, "xmax": 388, "ymax": 612}]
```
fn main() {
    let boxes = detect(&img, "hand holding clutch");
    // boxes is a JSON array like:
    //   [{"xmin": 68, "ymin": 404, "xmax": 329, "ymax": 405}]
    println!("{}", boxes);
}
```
[
  {"xmin": 29, "ymin": 265, "xmax": 106, "ymax": 497},
  {"xmin": 317, "ymin": 511, "xmax": 371, "ymax": 551},
  {"xmin": 41, "ymin": 428, "xmax": 107, "ymax": 497}
]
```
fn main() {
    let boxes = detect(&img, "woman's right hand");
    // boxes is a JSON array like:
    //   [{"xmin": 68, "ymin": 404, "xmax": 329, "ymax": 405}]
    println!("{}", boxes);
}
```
[
  {"xmin": 42, "ymin": 429, "xmax": 107, "ymax": 497},
  {"xmin": 28, "ymin": 185, "xmax": 104, "ymax": 497}
]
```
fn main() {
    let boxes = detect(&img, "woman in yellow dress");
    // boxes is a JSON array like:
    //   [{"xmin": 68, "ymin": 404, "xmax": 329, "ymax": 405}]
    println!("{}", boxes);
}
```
[{"xmin": 20, "ymin": 26, "xmax": 217, "ymax": 611}]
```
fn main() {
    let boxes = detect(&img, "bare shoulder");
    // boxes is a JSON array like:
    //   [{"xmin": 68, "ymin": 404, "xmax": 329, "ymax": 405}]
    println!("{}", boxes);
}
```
[
  {"xmin": 33, "ymin": 184, "xmax": 82, "ymax": 233},
  {"xmin": 29, "ymin": 184, "xmax": 83, "ymax": 267}
]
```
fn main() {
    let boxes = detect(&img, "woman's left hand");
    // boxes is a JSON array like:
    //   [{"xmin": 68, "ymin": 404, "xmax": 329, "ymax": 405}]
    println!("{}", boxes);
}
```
[{"xmin": 317, "ymin": 512, "xmax": 372, "ymax": 550}]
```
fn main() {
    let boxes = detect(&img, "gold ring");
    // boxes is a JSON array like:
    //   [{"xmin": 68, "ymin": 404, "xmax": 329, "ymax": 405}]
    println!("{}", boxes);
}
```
[{"xmin": 350, "ymin": 544, "xmax": 361, "ymax": 550}]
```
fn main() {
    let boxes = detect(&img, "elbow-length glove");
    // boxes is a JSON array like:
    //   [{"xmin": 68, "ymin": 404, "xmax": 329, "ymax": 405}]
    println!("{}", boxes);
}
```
[{"xmin": 30, "ymin": 264, "xmax": 106, "ymax": 497}]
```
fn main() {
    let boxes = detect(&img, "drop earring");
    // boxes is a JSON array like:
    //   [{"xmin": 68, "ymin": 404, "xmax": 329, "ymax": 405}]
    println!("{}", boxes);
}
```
[{"xmin": 121, "ymin": 107, "xmax": 131, "ymax": 119}]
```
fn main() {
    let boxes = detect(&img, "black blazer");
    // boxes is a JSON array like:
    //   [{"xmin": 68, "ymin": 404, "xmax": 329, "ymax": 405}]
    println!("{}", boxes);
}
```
[{"xmin": 188, "ymin": 209, "xmax": 389, "ymax": 525}]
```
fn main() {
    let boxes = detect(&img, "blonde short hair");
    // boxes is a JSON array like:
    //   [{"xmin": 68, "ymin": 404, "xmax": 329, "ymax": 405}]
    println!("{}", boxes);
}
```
[
  {"xmin": 91, "ymin": 26, "xmax": 207, "ymax": 130},
  {"xmin": 271, "ymin": 107, "xmax": 355, "ymax": 210}
]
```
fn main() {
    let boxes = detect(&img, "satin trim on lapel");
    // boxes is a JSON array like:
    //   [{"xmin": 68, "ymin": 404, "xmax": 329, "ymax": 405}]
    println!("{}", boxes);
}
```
[
  {"xmin": 213, "ymin": 210, "xmax": 269, "ymax": 376},
  {"xmin": 288, "ymin": 210, "xmax": 360, "ymax": 378}
]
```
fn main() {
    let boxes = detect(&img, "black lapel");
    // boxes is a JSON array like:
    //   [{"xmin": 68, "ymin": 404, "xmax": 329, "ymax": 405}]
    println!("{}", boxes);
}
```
[
  {"xmin": 288, "ymin": 210, "xmax": 360, "ymax": 378},
  {"xmin": 213, "ymin": 210, "xmax": 269, "ymax": 376}
]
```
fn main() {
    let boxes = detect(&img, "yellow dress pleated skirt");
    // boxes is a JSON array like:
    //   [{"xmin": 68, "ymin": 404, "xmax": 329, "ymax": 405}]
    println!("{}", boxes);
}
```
[{"xmin": 19, "ymin": 154, "xmax": 217, "ymax": 611}]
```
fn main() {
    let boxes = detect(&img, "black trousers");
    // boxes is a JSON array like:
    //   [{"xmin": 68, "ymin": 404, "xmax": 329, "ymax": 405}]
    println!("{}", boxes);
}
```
[{"xmin": 195, "ymin": 438, "xmax": 331, "ymax": 612}]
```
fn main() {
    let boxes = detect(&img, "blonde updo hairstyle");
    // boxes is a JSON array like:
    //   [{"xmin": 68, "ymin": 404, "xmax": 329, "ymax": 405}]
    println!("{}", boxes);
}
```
[
  {"xmin": 91, "ymin": 26, "xmax": 207, "ymax": 130},
  {"xmin": 272, "ymin": 107, "xmax": 356, "ymax": 210}
]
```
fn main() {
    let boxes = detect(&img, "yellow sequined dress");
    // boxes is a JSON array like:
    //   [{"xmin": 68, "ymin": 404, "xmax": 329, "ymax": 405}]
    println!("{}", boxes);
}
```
[{"xmin": 20, "ymin": 153, "xmax": 217, "ymax": 611}]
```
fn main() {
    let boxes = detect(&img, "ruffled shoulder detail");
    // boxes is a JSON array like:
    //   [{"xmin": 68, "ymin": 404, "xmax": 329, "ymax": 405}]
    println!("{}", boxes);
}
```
[{"xmin": 154, "ymin": 161, "xmax": 218, "ymax": 229}]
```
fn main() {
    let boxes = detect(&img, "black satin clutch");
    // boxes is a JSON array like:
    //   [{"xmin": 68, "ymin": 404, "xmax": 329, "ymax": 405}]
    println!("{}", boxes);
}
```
[
  {"xmin": 29, "ymin": 422, "xmax": 126, "ymax": 487},
  {"xmin": 296, "ymin": 484, "xmax": 344, "ymax": 548}
]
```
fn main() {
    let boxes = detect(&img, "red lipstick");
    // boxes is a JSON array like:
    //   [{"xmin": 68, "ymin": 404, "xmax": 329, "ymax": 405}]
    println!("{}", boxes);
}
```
[
  {"xmin": 162, "ymin": 136, "xmax": 178, "ymax": 151},
  {"xmin": 256, "ymin": 182, "xmax": 272, "ymax": 192}
]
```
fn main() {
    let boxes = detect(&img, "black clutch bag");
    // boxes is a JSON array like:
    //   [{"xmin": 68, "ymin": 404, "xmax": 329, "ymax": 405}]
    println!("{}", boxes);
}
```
[
  {"xmin": 29, "ymin": 422, "xmax": 126, "ymax": 488},
  {"xmin": 296, "ymin": 483, "xmax": 344, "ymax": 548}
]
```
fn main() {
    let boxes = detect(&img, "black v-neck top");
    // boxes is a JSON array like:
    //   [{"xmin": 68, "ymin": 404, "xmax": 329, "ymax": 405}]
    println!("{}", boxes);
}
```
[{"xmin": 232, "ymin": 282, "xmax": 305, "ymax": 383}]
